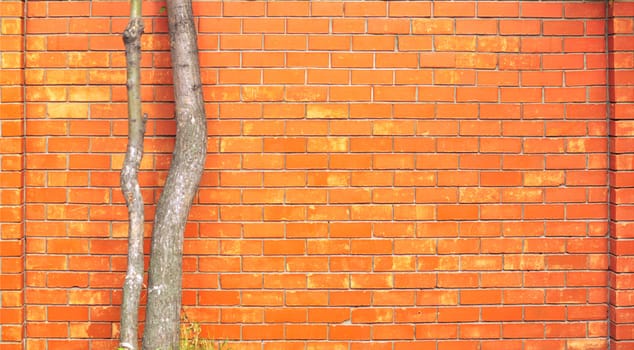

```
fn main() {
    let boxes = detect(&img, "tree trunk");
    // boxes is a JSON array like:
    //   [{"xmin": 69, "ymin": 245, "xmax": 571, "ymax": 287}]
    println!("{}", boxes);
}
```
[
  {"xmin": 141, "ymin": 0, "xmax": 207, "ymax": 348},
  {"xmin": 119, "ymin": 0, "xmax": 145, "ymax": 348}
]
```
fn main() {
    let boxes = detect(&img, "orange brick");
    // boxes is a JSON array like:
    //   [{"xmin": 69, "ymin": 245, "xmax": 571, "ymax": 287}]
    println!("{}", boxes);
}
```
[
  {"xmin": 265, "ymin": 36, "xmax": 307, "ymax": 51},
  {"xmin": 308, "ymin": 35, "xmax": 350, "ymax": 51},
  {"xmin": 368, "ymin": 19, "xmax": 410, "ymax": 34},
  {"xmin": 287, "ymin": 19, "xmax": 329, "ymax": 34},
  {"xmin": 332, "ymin": 18, "xmax": 366, "ymax": 34},
  {"xmin": 223, "ymin": 1, "xmax": 264, "ymax": 16},
  {"xmin": 352, "ymin": 36, "xmax": 395, "ymax": 51},
  {"xmin": 344, "ymin": 2, "xmax": 386, "ymax": 17}
]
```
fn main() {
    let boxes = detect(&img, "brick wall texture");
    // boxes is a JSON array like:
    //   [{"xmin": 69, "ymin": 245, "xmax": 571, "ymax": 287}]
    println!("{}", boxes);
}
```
[{"xmin": 1, "ymin": 1, "xmax": 633, "ymax": 349}]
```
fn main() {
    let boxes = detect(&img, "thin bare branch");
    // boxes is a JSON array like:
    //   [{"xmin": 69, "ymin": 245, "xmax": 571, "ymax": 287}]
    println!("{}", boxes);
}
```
[{"xmin": 119, "ymin": 5, "xmax": 146, "ymax": 350}]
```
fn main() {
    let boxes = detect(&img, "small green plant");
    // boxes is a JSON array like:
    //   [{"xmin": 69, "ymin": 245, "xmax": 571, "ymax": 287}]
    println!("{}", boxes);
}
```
[
  {"xmin": 116, "ymin": 312, "xmax": 232, "ymax": 350},
  {"xmin": 180, "ymin": 312, "xmax": 231, "ymax": 350}
]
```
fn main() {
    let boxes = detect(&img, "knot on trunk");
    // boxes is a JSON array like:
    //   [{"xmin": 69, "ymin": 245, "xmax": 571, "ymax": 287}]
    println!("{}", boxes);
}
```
[{"xmin": 123, "ymin": 17, "xmax": 145, "ymax": 44}]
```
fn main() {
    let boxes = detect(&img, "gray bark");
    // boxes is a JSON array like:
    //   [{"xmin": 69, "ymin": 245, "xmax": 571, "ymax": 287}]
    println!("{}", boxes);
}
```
[
  {"xmin": 141, "ymin": 0, "xmax": 207, "ymax": 348},
  {"xmin": 119, "ymin": 3, "xmax": 145, "ymax": 349}
]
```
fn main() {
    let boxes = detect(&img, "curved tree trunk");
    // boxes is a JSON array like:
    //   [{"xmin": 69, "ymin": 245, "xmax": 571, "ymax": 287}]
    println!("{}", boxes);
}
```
[
  {"xmin": 119, "ymin": 0, "xmax": 145, "ymax": 348},
  {"xmin": 141, "ymin": 0, "xmax": 207, "ymax": 348}
]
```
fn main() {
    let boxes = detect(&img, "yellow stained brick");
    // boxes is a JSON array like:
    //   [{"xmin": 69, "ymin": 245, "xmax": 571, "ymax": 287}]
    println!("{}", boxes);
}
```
[
  {"xmin": 25, "ymin": 70, "xmax": 44, "ymax": 84},
  {"xmin": 48, "ymin": 103, "xmax": 89, "ymax": 119},
  {"xmin": 26, "ymin": 86, "xmax": 66, "ymax": 102},
  {"xmin": 46, "ymin": 69, "xmax": 87, "ymax": 85},
  {"xmin": 26, "ymin": 36, "xmax": 46, "ymax": 51},
  {"xmin": 306, "ymin": 104, "xmax": 348, "ymax": 119},
  {"xmin": 1, "ymin": 53, "xmax": 23, "ymax": 69},
  {"xmin": 307, "ymin": 137, "xmax": 348, "ymax": 153},
  {"xmin": 1, "ymin": 18, "xmax": 23, "ymax": 35},
  {"xmin": 68, "ymin": 86, "xmax": 110, "ymax": 102},
  {"xmin": 89, "ymin": 69, "xmax": 126, "ymax": 84}
]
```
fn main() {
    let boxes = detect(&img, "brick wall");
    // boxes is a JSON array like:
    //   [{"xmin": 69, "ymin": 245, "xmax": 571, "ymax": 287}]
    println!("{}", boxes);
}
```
[
  {"xmin": 608, "ymin": 2, "xmax": 634, "ymax": 350},
  {"xmin": 1, "ymin": 1, "xmax": 632, "ymax": 349},
  {"xmin": 0, "ymin": 1, "xmax": 25, "ymax": 350}
]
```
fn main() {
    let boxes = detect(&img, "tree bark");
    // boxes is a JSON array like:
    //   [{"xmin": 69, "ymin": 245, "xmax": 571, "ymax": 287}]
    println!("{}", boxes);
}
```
[
  {"xmin": 119, "ymin": 1, "xmax": 145, "ymax": 348},
  {"xmin": 141, "ymin": 0, "xmax": 207, "ymax": 348}
]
